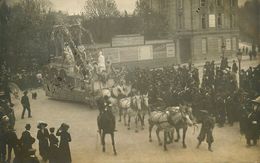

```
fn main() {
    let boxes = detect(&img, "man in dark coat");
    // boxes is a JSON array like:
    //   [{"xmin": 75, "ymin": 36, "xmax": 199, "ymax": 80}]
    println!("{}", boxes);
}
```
[
  {"xmin": 245, "ymin": 97, "xmax": 260, "ymax": 146},
  {"xmin": 215, "ymin": 94, "xmax": 226, "ymax": 127},
  {"xmin": 3, "ymin": 82, "xmax": 12, "ymax": 105},
  {"xmin": 197, "ymin": 110, "xmax": 215, "ymax": 152},
  {"xmin": 23, "ymin": 149, "xmax": 40, "ymax": 163},
  {"xmin": 21, "ymin": 91, "xmax": 32, "ymax": 119},
  {"xmin": 232, "ymin": 60, "xmax": 238, "ymax": 73},
  {"xmin": 225, "ymin": 94, "xmax": 235, "ymax": 126},
  {"xmin": 6, "ymin": 127, "xmax": 19, "ymax": 163},
  {"xmin": 36, "ymin": 122, "xmax": 49, "ymax": 161},
  {"xmin": 49, "ymin": 127, "xmax": 59, "ymax": 163},
  {"xmin": 0, "ymin": 116, "xmax": 8, "ymax": 163},
  {"xmin": 20, "ymin": 124, "xmax": 35, "ymax": 158},
  {"xmin": 56, "ymin": 123, "xmax": 72, "ymax": 163}
]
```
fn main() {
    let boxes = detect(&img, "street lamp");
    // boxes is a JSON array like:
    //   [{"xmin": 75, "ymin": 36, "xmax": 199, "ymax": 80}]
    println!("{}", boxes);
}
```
[{"xmin": 236, "ymin": 49, "xmax": 243, "ymax": 88}]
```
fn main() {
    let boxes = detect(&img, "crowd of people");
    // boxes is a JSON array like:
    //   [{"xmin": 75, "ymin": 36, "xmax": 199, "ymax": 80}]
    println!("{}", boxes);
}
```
[
  {"xmin": 1, "ymin": 64, "xmax": 71, "ymax": 163},
  {"xmin": 0, "ymin": 98, "xmax": 72, "ymax": 163},
  {"xmin": 1, "ymin": 53, "xmax": 260, "ymax": 161},
  {"xmin": 121, "ymin": 57, "xmax": 260, "ymax": 146},
  {"xmin": 0, "ymin": 62, "xmax": 42, "ymax": 92}
]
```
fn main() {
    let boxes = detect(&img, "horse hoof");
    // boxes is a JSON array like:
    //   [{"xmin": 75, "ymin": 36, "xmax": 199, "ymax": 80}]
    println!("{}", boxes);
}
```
[
  {"xmin": 135, "ymin": 130, "xmax": 138, "ymax": 133},
  {"xmin": 114, "ymin": 152, "xmax": 117, "ymax": 156},
  {"xmin": 183, "ymin": 145, "xmax": 187, "ymax": 149},
  {"xmin": 164, "ymin": 148, "xmax": 168, "ymax": 151},
  {"xmin": 175, "ymin": 139, "xmax": 179, "ymax": 142},
  {"xmin": 128, "ymin": 127, "xmax": 130, "ymax": 130},
  {"xmin": 159, "ymin": 143, "xmax": 162, "ymax": 146},
  {"xmin": 118, "ymin": 120, "xmax": 121, "ymax": 122},
  {"xmin": 102, "ymin": 148, "xmax": 105, "ymax": 152},
  {"xmin": 149, "ymin": 139, "xmax": 152, "ymax": 142},
  {"xmin": 141, "ymin": 127, "xmax": 144, "ymax": 130}
]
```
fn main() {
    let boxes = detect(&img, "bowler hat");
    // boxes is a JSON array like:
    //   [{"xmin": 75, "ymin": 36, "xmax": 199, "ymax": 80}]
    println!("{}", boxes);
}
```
[
  {"xmin": 49, "ymin": 127, "xmax": 55, "ymax": 133},
  {"xmin": 25, "ymin": 124, "xmax": 31, "ymax": 130}
]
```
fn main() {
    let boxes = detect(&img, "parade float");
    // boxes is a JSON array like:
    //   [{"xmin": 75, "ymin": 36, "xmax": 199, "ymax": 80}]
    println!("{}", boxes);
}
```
[{"xmin": 42, "ymin": 21, "xmax": 130, "ymax": 105}]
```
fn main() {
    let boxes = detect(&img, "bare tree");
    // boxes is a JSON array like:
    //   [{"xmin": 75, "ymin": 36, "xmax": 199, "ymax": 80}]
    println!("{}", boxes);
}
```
[{"xmin": 84, "ymin": 0, "xmax": 120, "ymax": 18}]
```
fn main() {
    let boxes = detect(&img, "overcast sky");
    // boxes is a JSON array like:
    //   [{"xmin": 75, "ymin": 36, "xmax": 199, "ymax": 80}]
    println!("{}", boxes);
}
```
[
  {"xmin": 49, "ymin": 0, "xmax": 136, "ymax": 15},
  {"xmin": 4, "ymin": 0, "xmax": 248, "ymax": 15},
  {"xmin": 49, "ymin": 0, "xmax": 248, "ymax": 15}
]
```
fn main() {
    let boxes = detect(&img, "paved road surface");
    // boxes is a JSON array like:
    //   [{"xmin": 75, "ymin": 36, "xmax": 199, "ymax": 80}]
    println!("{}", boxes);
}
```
[
  {"xmin": 10, "ymin": 59, "xmax": 260, "ymax": 163},
  {"xmin": 12, "ymin": 92, "xmax": 260, "ymax": 163}
]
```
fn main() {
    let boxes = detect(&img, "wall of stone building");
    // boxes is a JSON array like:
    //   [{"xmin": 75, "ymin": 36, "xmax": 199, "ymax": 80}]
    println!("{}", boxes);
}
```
[
  {"xmin": 191, "ymin": 32, "xmax": 239, "ymax": 62},
  {"xmin": 191, "ymin": 0, "xmax": 201, "ymax": 30},
  {"xmin": 168, "ymin": 0, "xmax": 177, "ymax": 33},
  {"xmin": 183, "ymin": 0, "xmax": 192, "ymax": 30}
]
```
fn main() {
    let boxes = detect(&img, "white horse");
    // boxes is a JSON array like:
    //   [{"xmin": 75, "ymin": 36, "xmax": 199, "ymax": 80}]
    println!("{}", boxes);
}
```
[{"xmin": 148, "ymin": 106, "xmax": 194, "ymax": 151}]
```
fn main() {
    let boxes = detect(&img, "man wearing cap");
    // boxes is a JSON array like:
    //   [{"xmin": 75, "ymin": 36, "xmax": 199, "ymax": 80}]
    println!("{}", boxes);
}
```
[
  {"xmin": 21, "ymin": 91, "xmax": 32, "ymax": 119},
  {"xmin": 20, "ymin": 124, "xmax": 35, "ymax": 157},
  {"xmin": 245, "ymin": 97, "xmax": 260, "ymax": 146},
  {"xmin": 197, "ymin": 110, "xmax": 215, "ymax": 152}
]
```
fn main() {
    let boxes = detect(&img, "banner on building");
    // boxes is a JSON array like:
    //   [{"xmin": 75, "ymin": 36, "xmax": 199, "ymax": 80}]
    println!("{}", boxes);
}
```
[
  {"xmin": 138, "ymin": 46, "xmax": 153, "ymax": 60},
  {"xmin": 166, "ymin": 43, "xmax": 176, "ymax": 57},
  {"xmin": 209, "ymin": 14, "xmax": 216, "ymax": 28},
  {"xmin": 119, "ymin": 47, "xmax": 139, "ymax": 62},
  {"xmin": 153, "ymin": 44, "xmax": 167, "ymax": 58},
  {"xmin": 112, "ymin": 35, "xmax": 144, "ymax": 47},
  {"xmin": 103, "ymin": 48, "xmax": 120, "ymax": 63}
]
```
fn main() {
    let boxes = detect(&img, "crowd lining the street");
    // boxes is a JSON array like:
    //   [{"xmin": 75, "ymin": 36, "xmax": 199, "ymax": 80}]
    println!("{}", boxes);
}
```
[{"xmin": 0, "ymin": 56, "xmax": 260, "ymax": 162}]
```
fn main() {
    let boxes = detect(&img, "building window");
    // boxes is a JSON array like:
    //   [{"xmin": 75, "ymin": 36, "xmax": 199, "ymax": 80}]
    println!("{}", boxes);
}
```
[
  {"xmin": 161, "ymin": 0, "xmax": 166, "ymax": 9},
  {"xmin": 200, "ymin": 0, "xmax": 206, "ymax": 7},
  {"xmin": 216, "ymin": 0, "xmax": 223, "ymax": 6},
  {"xmin": 178, "ymin": 0, "xmax": 183, "ymax": 9},
  {"xmin": 218, "ymin": 38, "xmax": 222, "ymax": 52},
  {"xmin": 159, "ymin": 0, "xmax": 166, "ymax": 13},
  {"xmin": 225, "ymin": 38, "xmax": 231, "ymax": 50},
  {"xmin": 232, "ymin": 37, "xmax": 237, "ymax": 51},
  {"xmin": 230, "ymin": 0, "xmax": 237, "ymax": 7},
  {"xmin": 230, "ymin": 14, "xmax": 236, "ymax": 28},
  {"xmin": 178, "ymin": 14, "xmax": 184, "ymax": 29},
  {"xmin": 202, "ymin": 38, "xmax": 207, "ymax": 54},
  {"xmin": 217, "ymin": 13, "xmax": 223, "ymax": 28},
  {"xmin": 201, "ymin": 14, "xmax": 207, "ymax": 29}
]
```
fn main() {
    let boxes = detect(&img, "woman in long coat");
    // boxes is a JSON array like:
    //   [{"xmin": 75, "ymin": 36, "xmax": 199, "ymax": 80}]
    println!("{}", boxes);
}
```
[
  {"xmin": 49, "ymin": 127, "xmax": 59, "ymax": 163},
  {"xmin": 56, "ymin": 123, "xmax": 72, "ymax": 163},
  {"xmin": 37, "ymin": 122, "xmax": 49, "ymax": 161}
]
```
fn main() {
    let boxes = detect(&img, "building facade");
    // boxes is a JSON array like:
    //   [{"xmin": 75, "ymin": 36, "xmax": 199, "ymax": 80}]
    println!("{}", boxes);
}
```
[{"xmin": 144, "ymin": 0, "xmax": 240, "ymax": 63}]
